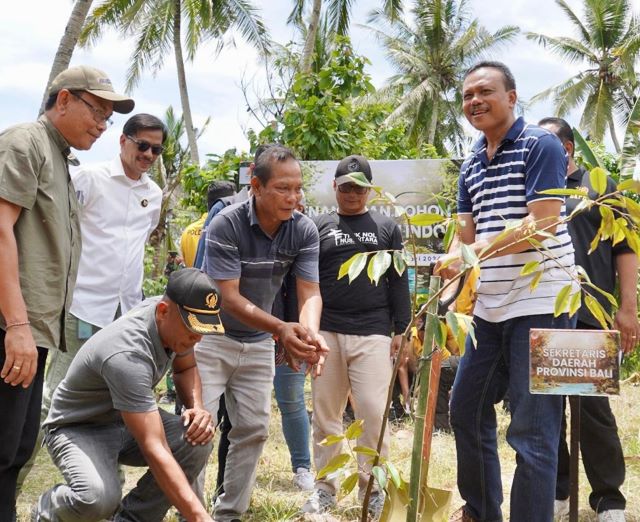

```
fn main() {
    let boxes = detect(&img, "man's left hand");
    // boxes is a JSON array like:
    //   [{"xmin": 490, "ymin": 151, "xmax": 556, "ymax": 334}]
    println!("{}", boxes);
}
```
[
  {"xmin": 181, "ymin": 407, "xmax": 214, "ymax": 445},
  {"xmin": 390, "ymin": 334, "xmax": 404, "ymax": 358},
  {"xmin": 614, "ymin": 306, "xmax": 640, "ymax": 354}
]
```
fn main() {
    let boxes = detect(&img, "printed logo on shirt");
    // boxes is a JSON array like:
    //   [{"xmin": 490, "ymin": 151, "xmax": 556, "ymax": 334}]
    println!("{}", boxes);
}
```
[{"xmin": 328, "ymin": 228, "xmax": 378, "ymax": 247}]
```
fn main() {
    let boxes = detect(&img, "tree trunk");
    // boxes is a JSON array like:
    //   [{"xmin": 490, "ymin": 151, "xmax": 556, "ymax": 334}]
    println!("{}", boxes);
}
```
[
  {"xmin": 300, "ymin": 0, "xmax": 322, "ymax": 73},
  {"xmin": 609, "ymin": 116, "xmax": 621, "ymax": 154},
  {"xmin": 173, "ymin": 0, "xmax": 200, "ymax": 165},
  {"xmin": 38, "ymin": 0, "xmax": 94, "ymax": 116},
  {"xmin": 427, "ymin": 97, "xmax": 439, "ymax": 146}
]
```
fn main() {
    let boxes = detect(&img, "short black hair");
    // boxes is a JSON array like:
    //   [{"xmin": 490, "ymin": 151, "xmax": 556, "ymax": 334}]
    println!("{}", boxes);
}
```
[
  {"xmin": 123, "ymin": 113, "xmax": 168, "ymax": 143},
  {"xmin": 464, "ymin": 61, "xmax": 516, "ymax": 91},
  {"xmin": 44, "ymin": 92, "xmax": 58, "ymax": 111},
  {"xmin": 538, "ymin": 117, "xmax": 574, "ymax": 150},
  {"xmin": 253, "ymin": 145, "xmax": 298, "ymax": 185},
  {"xmin": 253, "ymin": 143, "xmax": 277, "ymax": 163},
  {"xmin": 207, "ymin": 180, "xmax": 236, "ymax": 211}
]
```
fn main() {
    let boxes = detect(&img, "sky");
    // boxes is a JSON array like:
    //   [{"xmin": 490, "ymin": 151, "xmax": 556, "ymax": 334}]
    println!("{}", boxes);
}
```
[{"xmin": 0, "ymin": 0, "xmax": 637, "ymax": 164}]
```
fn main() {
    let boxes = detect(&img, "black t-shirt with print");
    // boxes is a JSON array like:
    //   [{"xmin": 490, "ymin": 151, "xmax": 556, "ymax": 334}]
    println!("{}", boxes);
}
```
[{"xmin": 313, "ymin": 210, "xmax": 410, "ymax": 336}]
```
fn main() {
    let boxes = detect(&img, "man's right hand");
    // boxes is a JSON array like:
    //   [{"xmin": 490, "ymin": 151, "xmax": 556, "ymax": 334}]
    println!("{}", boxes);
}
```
[
  {"xmin": 277, "ymin": 322, "xmax": 321, "ymax": 369},
  {"xmin": 1, "ymin": 325, "xmax": 37, "ymax": 388}
]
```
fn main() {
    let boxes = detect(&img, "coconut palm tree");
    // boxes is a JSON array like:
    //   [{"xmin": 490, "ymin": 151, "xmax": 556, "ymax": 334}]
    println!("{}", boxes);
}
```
[
  {"xmin": 527, "ymin": 0, "xmax": 640, "ymax": 152},
  {"xmin": 367, "ymin": 0, "xmax": 518, "ymax": 153},
  {"xmin": 39, "ymin": 0, "xmax": 94, "ymax": 115},
  {"xmin": 289, "ymin": 0, "xmax": 403, "ymax": 73},
  {"xmin": 79, "ymin": 0, "xmax": 270, "ymax": 165}
]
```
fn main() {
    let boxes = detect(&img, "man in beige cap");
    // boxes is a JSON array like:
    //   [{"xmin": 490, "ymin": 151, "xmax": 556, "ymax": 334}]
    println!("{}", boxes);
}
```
[{"xmin": 0, "ymin": 65, "xmax": 133, "ymax": 520}]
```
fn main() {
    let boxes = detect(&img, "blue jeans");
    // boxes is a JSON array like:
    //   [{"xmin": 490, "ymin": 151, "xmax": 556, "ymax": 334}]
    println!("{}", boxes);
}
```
[
  {"xmin": 273, "ymin": 362, "xmax": 310, "ymax": 471},
  {"xmin": 450, "ymin": 313, "xmax": 570, "ymax": 521},
  {"xmin": 36, "ymin": 409, "xmax": 210, "ymax": 521}
]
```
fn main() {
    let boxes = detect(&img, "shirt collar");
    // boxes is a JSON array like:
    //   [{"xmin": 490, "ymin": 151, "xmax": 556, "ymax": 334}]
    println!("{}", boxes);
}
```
[
  {"xmin": 39, "ymin": 115, "xmax": 71, "ymax": 159},
  {"xmin": 567, "ymin": 166, "xmax": 587, "ymax": 185},
  {"xmin": 471, "ymin": 116, "xmax": 526, "ymax": 153},
  {"xmin": 108, "ymin": 156, "xmax": 152, "ymax": 187}
]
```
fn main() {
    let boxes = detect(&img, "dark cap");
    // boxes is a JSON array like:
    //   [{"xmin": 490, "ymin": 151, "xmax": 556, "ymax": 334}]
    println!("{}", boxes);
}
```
[
  {"xmin": 166, "ymin": 269, "xmax": 224, "ymax": 335},
  {"xmin": 48, "ymin": 65, "xmax": 135, "ymax": 114},
  {"xmin": 334, "ymin": 155, "xmax": 372, "ymax": 185}
]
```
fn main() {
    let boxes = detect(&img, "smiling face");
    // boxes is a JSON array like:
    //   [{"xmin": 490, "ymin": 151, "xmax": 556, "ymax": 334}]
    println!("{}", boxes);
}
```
[
  {"xmin": 462, "ymin": 67, "xmax": 517, "ymax": 140},
  {"xmin": 119, "ymin": 128, "xmax": 164, "ymax": 180},
  {"xmin": 334, "ymin": 180, "xmax": 370, "ymax": 215},
  {"xmin": 156, "ymin": 299, "xmax": 203, "ymax": 355},
  {"xmin": 54, "ymin": 90, "xmax": 113, "ymax": 150},
  {"xmin": 251, "ymin": 158, "xmax": 303, "ymax": 235}
]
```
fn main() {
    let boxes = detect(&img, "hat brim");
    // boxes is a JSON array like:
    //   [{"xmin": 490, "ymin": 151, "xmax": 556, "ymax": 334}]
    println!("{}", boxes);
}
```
[
  {"xmin": 86, "ymin": 89, "xmax": 135, "ymax": 114},
  {"xmin": 177, "ymin": 307, "xmax": 225, "ymax": 335},
  {"xmin": 335, "ymin": 173, "xmax": 371, "ymax": 186}
]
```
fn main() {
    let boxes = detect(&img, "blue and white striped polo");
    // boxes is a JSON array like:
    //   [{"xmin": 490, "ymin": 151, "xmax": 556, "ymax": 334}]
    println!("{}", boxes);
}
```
[{"xmin": 458, "ymin": 117, "xmax": 576, "ymax": 322}]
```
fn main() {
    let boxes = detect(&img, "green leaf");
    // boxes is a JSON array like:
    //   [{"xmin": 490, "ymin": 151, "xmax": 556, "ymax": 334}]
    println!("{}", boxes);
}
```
[
  {"xmin": 623, "ymin": 196, "xmax": 640, "ymax": 223},
  {"xmin": 443, "ymin": 220, "xmax": 456, "ymax": 252},
  {"xmin": 617, "ymin": 178, "xmax": 640, "ymax": 193},
  {"xmin": 347, "ymin": 253, "xmax": 368, "ymax": 284},
  {"xmin": 460, "ymin": 243, "xmax": 479, "ymax": 268},
  {"xmin": 588, "ymin": 230, "xmax": 601, "ymax": 255},
  {"xmin": 520, "ymin": 260, "xmax": 540, "ymax": 276},
  {"xmin": 408, "ymin": 213, "xmax": 446, "ymax": 226},
  {"xmin": 392, "ymin": 250, "xmax": 406, "ymax": 276},
  {"xmin": 338, "ymin": 253, "xmax": 362, "ymax": 280},
  {"xmin": 573, "ymin": 127, "xmax": 603, "ymax": 169},
  {"xmin": 445, "ymin": 311, "xmax": 460, "ymax": 340},
  {"xmin": 589, "ymin": 167, "xmax": 608, "ymax": 196},
  {"xmin": 384, "ymin": 191, "xmax": 397, "ymax": 204},
  {"xmin": 584, "ymin": 294, "xmax": 609, "ymax": 329},
  {"xmin": 346, "ymin": 172, "xmax": 374, "ymax": 187},
  {"xmin": 458, "ymin": 314, "xmax": 475, "ymax": 352},
  {"xmin": 340, "ymin": 472, "xmax": 358, "ymax": 497},
  {"xmin": 569, "ymin": 291, "xmax": 582, "ymax": 317},
  {"xmin": 353, "ymin": 446, "xmax": 379, "ymax": 457},
  {"xmin": 320, "ymin": 434, "xmax": 345, "ymax": 447},
  {"xmin": 599, "ymin": 206, "xmax": 615, "ymax": 240},
  {"xmin": 386, "ymin": 462, "xmax": 402, "ymax": 489},
  {"xmin": 537, "ymin": 188, "xmax": 590, "ymax": 197},
  {"xmin": 622, "ymin": 226, "xmax": 640, "ymax": 257},
  {"xmin": 367, "ymin": 251, "xmax": 392, "ymax": 285},
  {"xmin": 344, "ymin": 419, "xmax": 364, "ymax": 440},
  {"xmin": 529, "ymin": 270, "xmax": 543, "ymax": 292},
  {"xmin": 372, "ymin": 465, "xmax": 387, "ymax": 490},
  {"xmin": 584, "ymin": 282, "xmax": 618, "ymax": 307},
  {"xmin": 435, "ymin": 319, "xmax": 448, "ymax": 350},
  {"xmin": 317, "ymin": 453, "xmax": 351, "ymax": 479},
  {"xmin": 554, "ymin": 284, "xmax": 572, "ymax": 316}
]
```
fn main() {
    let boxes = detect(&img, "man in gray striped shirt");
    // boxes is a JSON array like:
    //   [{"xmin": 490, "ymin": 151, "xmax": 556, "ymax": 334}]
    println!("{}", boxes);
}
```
[
  {"xmin": 196, "ymin": 145, "xmax": 328, "ymax": 521},
  {"xmin": 436, "ymin": 61, "xmax": 576, "ymax": 522}
]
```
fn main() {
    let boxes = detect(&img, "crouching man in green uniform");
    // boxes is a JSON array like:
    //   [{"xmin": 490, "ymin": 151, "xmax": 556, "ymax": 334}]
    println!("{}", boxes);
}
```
[{"xmin": 34, "ymin": 269, "xmax": 223, "ymax": 522}]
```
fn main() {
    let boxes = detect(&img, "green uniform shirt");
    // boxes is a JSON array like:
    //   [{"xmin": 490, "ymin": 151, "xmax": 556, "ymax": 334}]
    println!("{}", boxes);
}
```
[{"xmin": 0, "ymin": 115, "xmax": 81, "ymax": 351}]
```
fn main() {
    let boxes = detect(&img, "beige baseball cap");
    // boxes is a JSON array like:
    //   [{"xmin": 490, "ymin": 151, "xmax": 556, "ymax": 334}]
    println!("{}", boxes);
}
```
[{"xmin": 48, "ymin": 65, "xmax": 135, "ymax": 114}]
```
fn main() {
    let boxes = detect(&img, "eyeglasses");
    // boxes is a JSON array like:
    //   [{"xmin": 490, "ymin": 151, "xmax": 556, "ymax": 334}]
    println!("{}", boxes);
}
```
[
  {"xmin": 70, "ymin": 91, "xmax": 113, "ymax": 127},
  {"xmin": 126, "ymin": 135, "xmax": 164, "ymax": 156},
  {"xmin": 337, "ymin": 183, "xmax": 369, "ymax": 195}
]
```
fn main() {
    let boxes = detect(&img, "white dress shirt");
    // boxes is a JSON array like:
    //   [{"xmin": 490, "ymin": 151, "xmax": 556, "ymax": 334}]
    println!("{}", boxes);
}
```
[{"xmin": 69, "ymin": 157, "xmax": 162, "ymax": 327}]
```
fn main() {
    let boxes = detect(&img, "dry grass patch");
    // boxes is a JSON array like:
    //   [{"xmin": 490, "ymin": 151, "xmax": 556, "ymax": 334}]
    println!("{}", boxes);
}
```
[{"xmin": 16, "ymin": 382, "xmax": 640, "ymax": 521}]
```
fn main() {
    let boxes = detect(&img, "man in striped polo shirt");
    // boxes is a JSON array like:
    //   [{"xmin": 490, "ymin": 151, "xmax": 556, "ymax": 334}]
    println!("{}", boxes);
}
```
[{"xmin": 436, "ymin": 61, "xmax": 576, "ymax": 522}]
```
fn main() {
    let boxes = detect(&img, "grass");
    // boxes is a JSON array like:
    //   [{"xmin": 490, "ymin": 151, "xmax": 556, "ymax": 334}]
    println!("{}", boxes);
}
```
[{"xmin": 16, "ymin": 380, "xmax": 640, "ymax": 521}]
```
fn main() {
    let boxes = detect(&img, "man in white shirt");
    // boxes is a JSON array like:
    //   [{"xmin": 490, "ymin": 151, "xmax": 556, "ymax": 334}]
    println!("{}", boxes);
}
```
[{"xmin": 17, "ymin": 113, "xmax": 165, "ymax": 491}]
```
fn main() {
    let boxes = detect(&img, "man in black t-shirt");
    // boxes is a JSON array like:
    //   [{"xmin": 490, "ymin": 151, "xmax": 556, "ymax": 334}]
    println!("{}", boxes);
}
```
[
  {"xmin": 540, "ymin": 118, "xmax": 640, "ymax": 522},
  {"xmin": 302, "ymin": 155, "xmax": 410, "ymax": 518}
]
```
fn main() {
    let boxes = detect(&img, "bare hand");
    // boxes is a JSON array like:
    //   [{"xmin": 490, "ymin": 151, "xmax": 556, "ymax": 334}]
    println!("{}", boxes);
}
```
[
  {"xmin": 181, "ymin": 407, "xmax": 214, "ymax": 446},
  {"xmin": 614, "ymin": 306, "xmax": 640, "ymax": 354},
  {"xmin": 434, "ymin": 251, "xmax": 462, "ymax": 280},
  {"xmin": 307, "ymin": 332, "xmax": 329, "ymax": 378},
  {"xmin": 390, "ymin": 334, "xmax": 403, "ymax": 358},
  {"xmin": 1, "ymin": 325, "xmax": 37, "ymax": 388},
  {"xmin": 277, "ymin": 322, "xmax": 319, "ymax": 365}
]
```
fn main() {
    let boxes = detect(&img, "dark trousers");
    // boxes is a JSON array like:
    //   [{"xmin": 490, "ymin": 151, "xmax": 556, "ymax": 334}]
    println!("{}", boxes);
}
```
[
  {"xmin": 216, "ymin": 394, "xmax": 232, "ymax": 497},
  {"xmin": 0, "ymin": 329, "xmax": 48, "ymax": 521},
  {"xmin": 556, "ymin": 321, "xmax": 626, "ymax": 512}
]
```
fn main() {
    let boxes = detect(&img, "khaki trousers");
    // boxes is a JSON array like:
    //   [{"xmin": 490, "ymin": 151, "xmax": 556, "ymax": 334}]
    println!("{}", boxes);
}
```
[{"xmin": 312, "ymin": 331, "xmax": 392, "ymax": 495}]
